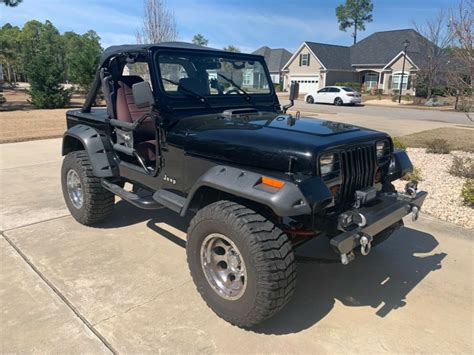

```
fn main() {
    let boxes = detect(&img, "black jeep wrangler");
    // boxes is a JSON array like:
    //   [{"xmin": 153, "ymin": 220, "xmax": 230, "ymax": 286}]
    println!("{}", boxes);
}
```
[{"xmin": 61, "ymin": 42, "xmax": 426, "ymax": 327}]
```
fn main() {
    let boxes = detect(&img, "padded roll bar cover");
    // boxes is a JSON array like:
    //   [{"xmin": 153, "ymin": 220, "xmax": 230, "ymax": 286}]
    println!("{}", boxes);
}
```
[
  {"xmin": 180, "ymin": 165, "xmax": 313, "ymax": 217},
  {"xmin": 62, "ymin": 124, "xmax": 119, "ymax": 177},
  {"xmin": 386, "ymin": 149, "xmax": 413, "ymax": 182}
]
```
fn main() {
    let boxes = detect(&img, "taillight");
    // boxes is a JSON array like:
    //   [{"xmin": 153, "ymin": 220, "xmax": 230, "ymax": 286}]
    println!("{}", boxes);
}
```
[{"xmin": 346, "ymin": 93, "xmax": 355, "ymax": 97}]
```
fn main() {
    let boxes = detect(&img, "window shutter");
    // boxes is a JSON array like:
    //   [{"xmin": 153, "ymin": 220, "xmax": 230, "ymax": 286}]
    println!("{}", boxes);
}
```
[
  {"xmin": 407, "ymin": 75, "xmax": 411, "ymax": 89},
  {"xmin": 388, "ymin": 75, "xmax": 392, "ymax": 89},
  {"xmin": 299, "ymin": 54, "xmax": 302, "ymax": 66},
  {"xmin": 307, "ymin": 54, "xmax": 310, "ymax": 66}
]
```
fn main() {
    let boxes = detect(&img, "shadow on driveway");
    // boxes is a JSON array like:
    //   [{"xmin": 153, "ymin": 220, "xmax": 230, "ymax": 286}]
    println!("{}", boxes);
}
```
[{"xmin": 97, "ymin": 201, "xmax": 446, "ymax": 335}]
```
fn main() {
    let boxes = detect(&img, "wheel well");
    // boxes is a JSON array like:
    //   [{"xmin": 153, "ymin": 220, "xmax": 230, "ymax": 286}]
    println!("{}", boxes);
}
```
[
  {"xmin": 186, "ymin": 186, "xmax": 278, "ymax": 221},
  {"xmin": 62, "ymin": 136, "xmax": 85, "ymax": 156}
]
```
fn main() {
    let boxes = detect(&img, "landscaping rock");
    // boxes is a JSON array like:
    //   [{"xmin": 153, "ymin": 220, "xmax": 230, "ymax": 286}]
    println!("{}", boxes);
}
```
[{"xmin": 394, "ymin": 148, "xmax": 474, "ymax": 229}]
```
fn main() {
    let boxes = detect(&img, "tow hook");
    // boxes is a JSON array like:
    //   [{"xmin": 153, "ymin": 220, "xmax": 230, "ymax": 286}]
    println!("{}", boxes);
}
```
[
  {"xmin": 340, "ymin": 251, "xmax": 355, "ymax": 265},
  {"xmin": 358, "ymin": 233, "xmax": 373, "ymax": 256},
  {"xmin": 411, "ymin": 206, "xmax": 420, "ymax": 221}
]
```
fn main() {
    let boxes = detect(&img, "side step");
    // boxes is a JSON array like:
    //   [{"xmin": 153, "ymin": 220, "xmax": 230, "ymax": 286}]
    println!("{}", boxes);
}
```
[
  {"xmin": 101, "ymin": 180, "xmax": 162, "ymax": 210},
  {"xmin": 153, "ymin": 189, "xmax": 186, "ymax": 214}
]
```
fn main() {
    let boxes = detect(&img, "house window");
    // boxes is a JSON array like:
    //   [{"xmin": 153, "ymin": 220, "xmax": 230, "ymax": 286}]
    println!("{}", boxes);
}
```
[
  {"xmin": 300, "ymin": 53, "xmax": 310, "ymax": 66},
  {"xmin": 242, "ymin": 70, "xmax": 253, "ymax": 86},
  {"xmin": 364, "ymin": 72, "xmax": 379, "ymax": 89},
  {"xmin": 391, "ymin": 72, "xmax": 409, "ymax": 90}
]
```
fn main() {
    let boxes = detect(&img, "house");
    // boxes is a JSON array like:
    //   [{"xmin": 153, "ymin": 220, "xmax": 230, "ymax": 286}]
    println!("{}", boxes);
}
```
[
  {"xmin": 252, "ymin": 46, "xmax": 292, "ymax": 85},
  {"xmin": 283, "ymin": 29, "xmax": 438, "ymax": 94}
]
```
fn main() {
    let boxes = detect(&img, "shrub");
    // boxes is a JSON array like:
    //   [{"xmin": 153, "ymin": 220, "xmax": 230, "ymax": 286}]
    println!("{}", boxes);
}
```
[
  {"xmin": 273, "ymin": 83, "xmax": 282, "ymax": 92},
  {"xmin": 391, "ymin": 89, "xmax": 399, "ymax": 102},
  {"xmin": 375, "ymin": 89, "xmax": 383, "ymax": 100},
  {"xmin": 404, "ymin": 92, "xmax": 411, "ymax": 102},
  {"xmin": 426, "ymin": 139, "xmax": 451, "ymax": 154},
  {"xmin": 401, "ymin": 166, "xmax": 422, "ymax": 181},
  {"xmin": 461, "ymin": 179, "xmax": 474, "ymax": 207},
  {"xmin": 0, "ymin": 93, "xmax": 5, "ymax": 106},
  {"xmin": 335, "ymin": 82, "xmax": 362, "ymax": 92},
  {"xmin": 449, "ymin": 156, "xmax": 474, "ymax": 179},
  {"xmin": 392, "ymin": 137, "xmax": 407, "ymax": 150}
]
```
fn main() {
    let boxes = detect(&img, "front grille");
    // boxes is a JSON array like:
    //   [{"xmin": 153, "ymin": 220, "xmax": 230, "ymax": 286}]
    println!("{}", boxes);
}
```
[{"xmin": 339, "ymin": 146, "xmax": 376, "ymax": 204}]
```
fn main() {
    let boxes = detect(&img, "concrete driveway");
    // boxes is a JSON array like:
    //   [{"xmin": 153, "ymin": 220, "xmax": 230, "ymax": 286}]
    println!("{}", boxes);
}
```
[
  {"xmin": 1, "ymin": 138, "xmax": 473, "ymax": 354},
  {"xmin": 284, "ymin": 100, "xmax": 474, "ymax": 136}
]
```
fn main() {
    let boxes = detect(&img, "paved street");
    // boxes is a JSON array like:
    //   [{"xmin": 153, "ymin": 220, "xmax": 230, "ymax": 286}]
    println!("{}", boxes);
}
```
[
  {"xmin": 1, "ymin": 138, "xmax": 473, "ymax": 353},
  {"xmin": 284, "ymin": 99, "xmax": 474, "ymax": 136}
]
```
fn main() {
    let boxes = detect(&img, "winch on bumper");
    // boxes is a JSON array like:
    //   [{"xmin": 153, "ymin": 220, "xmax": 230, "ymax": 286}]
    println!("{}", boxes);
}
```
[{"xmin": 330, "ymin": 182, "xmax": 427, "ymax": 265}]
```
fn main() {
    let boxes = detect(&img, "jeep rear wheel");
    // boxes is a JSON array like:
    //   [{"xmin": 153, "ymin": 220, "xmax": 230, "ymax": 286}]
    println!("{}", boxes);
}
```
[
  {"xmin": 186, "ymin": 201, "xmax": 296, "ymax": 328},
  {"xmin": 61, "ymin": 150, "xmax": 114, "ymax": 225}
]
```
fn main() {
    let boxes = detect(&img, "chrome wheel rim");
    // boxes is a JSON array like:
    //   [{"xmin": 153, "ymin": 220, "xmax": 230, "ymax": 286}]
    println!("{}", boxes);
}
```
[
  {"xmin": 66, "ymin": 169, "xmax": 83, "ymax": 209},
  {"xmin": 200, "ymin": 233, "xmax": 247, "ymax": 300}
]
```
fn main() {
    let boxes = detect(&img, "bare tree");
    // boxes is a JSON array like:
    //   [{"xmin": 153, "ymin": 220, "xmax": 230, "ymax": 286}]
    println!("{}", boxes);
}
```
[
  {"xmin": 136, "ymin": 0, "xmax": 178, "ymax": 44},
  {"xmin": 447, "ymin": 0, "xmax": 473, "ymax": 115},
  {"xmin": 413, "ymin": 10, "xmax": 452, "ymax": 98}
]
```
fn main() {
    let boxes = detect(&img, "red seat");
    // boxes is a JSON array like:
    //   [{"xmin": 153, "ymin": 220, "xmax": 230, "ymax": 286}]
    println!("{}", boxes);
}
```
[
  {"xmin": 116, "ymin": 75, "xmax": 155, "ymax": 141},
  {"xmin": 136, "ymin": 140, "xmax": 157, "ymax": 163}
]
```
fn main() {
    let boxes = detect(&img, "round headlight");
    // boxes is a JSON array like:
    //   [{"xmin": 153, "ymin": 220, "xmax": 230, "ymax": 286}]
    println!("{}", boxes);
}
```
[
  {"xmin": 376, "ymin": 141, "xmax": 387, "ymax": 159},
  {"xmin": 320, "ymin": 153, "xmax": 336, "ymax": 175}
]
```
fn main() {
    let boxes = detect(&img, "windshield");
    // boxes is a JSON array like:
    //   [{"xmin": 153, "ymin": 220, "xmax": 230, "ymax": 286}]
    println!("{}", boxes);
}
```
[{"xmin": 157, "ymin": 52, "xmax": 271, "ymax": 98}]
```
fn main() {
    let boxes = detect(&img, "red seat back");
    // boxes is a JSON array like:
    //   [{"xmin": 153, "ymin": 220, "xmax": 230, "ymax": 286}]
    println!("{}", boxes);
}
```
[{"xmin": 116, "ymin": 76, "xmax": 151, "ymax": 123}]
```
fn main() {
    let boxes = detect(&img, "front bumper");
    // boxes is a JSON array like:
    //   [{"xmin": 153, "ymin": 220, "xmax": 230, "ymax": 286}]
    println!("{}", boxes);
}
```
[{"xmin": 330, "ymin": 189, "xmax": 427, "ymax": 264}]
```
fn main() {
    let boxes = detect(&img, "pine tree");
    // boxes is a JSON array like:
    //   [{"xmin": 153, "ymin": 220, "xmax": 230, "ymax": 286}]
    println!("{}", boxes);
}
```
[{"xmin": 25, "ymin": 21, "xmax": 71, "ymax": 108}]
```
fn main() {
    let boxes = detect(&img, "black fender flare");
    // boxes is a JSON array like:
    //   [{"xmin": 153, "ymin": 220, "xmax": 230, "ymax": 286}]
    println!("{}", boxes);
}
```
[
  {"xmin": 180, "ymin": 165, "xmax": 332, "ymax": 217},
  {"xmin": 62, "ymin": 124, "xmax": 119, "ymax": 178},
  {"xmin": 385, "ymin": 149, "xmax": 413, "ymax": 182}
]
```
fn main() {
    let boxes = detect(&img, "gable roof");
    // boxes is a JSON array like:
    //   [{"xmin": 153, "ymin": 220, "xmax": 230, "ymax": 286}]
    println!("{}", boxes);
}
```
[
  {"xmin": 350, "ymin": 29, "xmax": 435, "ymax": 66},
  {"xmin": 252, "ymin": 46, "xmax": 292, "ymax": 73},
  {"xmin": 288, "ymin": 29, "xmax": 441, "ymax": 72},
  {"xmin": 305, "ymin": 42, "xmax": 351, "ymax": 70}
]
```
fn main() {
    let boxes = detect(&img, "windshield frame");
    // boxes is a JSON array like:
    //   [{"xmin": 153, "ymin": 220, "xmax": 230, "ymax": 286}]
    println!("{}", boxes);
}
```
[{"xmin": 152, "ymin": 48, "xmax": 275, "ymax": 104}]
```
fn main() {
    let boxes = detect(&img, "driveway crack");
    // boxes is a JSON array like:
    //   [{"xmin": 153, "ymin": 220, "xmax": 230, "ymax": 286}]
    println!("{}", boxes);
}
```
[
  {"xmin": 92, "ymin": 280, "xmax": 192, "ymax": 327},
  {"xmin": 1, "ymin": 232, "xmax": 117, "ymax": 354}
]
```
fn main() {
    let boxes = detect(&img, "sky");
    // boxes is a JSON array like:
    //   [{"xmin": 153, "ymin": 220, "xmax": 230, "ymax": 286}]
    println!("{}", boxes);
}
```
[{"xmin": 0, "ymin": 0, "xmax": 455, "ymax": 52}]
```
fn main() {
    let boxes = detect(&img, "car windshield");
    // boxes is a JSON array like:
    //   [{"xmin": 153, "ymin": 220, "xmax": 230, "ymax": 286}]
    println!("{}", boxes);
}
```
[
  {"xmin": 342, "ymin": 87, "xmax": 355, "ymax": 92},
  {"xmin": 157, "ymin": 52, "xmax": 271, "ymax": 98}
]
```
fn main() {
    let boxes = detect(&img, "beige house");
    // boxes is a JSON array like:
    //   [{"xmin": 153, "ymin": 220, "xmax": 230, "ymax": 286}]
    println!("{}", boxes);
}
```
[{"xmin": 283, "ymin": 29, "xmax": 436, "ymax": 95}]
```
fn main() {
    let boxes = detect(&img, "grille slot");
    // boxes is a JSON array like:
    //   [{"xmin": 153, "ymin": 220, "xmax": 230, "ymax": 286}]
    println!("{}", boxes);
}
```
[{"xmin": 339, "ymin": 146, "xmax": 376, "ymax": 204}]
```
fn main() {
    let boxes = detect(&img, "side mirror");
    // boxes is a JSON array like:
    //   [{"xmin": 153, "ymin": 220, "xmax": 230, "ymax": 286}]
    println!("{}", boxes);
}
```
[
  {"xmin": 132, "ymin": 81, "xmax": 155, "ymax": 108},
  {"xmin": 288, "ymin": 82, "xmax": 300, "ymax": 101}
]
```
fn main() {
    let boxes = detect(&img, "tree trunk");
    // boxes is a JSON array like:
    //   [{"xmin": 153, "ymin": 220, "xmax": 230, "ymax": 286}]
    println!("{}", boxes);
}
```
[{"xmin": 353, "ymin": 20, "xmax": 358, "ymax": 44}]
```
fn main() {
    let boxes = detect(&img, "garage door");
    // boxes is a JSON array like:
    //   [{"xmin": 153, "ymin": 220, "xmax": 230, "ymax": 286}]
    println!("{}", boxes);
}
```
[{"xmin": 289, "ymin": 75, "xmax": 319, "ymax": 93}]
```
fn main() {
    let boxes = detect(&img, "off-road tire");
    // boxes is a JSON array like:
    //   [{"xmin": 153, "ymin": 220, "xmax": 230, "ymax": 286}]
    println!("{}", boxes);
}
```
[
  {"xmin": 61, "ymin": 150, "xmax": 114, "ymax": 225},
  {"xmin": 186, "ymin": 201, "xmax": 296, "ymax": 328}
]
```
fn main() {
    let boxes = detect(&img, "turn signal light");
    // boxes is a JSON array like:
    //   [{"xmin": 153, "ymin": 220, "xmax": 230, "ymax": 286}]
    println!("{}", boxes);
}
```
[
  {"xmin": 261, "ymin": 176, "xmax": 285, "ymax": 189},
  {"xmin": 330, "ymin": 185, "xmax": 340, "ymax": 197}
]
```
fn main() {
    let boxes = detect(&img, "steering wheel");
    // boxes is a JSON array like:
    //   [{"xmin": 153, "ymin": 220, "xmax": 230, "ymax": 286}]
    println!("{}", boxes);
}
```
[{"xmin": 225, "ymin": 89, "xmax": 241, "ymax": 95}]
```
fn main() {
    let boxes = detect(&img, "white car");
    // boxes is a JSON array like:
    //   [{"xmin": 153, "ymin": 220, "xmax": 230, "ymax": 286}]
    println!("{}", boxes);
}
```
[{"xmin": 304, "ymin": 86, "xmax": 362, "ymax": 106}]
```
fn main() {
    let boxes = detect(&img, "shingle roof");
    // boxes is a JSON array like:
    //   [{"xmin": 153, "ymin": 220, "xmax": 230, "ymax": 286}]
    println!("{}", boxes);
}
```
[
  {"xmin": 300, "ymin": 29, "xmax": 439, "ymax": 71},
  {"xmin": 350, "ymin": 29, "xmax": 434, "ymax": 66},
  {"xmin": 252, "ymin": 46, "xmax": 292, "ymax": 73},
  {"xmin": 305, "ymin": 42, "xmax": 351, "ymax": 70}
]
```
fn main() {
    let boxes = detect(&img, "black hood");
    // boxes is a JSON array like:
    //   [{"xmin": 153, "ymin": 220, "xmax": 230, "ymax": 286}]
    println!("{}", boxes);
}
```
[{"xmin": 168, "ymin": 113, "xmax": 389, "ymax": 174}]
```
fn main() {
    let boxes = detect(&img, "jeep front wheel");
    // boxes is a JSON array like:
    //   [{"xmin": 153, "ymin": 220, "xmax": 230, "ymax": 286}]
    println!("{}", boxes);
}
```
[
  {"xmin": 186, "ymin": 201, "xmax": 296, "ymax": 328},
  {"xmin": 61, "ymin": 150, "xmax": 115, "ymax": 225}
]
